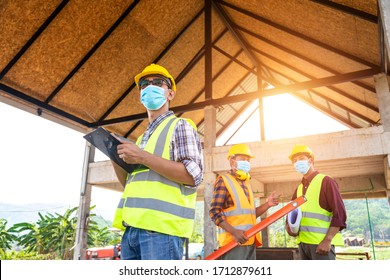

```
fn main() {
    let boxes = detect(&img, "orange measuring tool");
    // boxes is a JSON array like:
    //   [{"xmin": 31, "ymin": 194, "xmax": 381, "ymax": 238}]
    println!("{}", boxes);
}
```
[{"xmin": 204, "ymin": 195, "xmax": 307, "ymax": 260}]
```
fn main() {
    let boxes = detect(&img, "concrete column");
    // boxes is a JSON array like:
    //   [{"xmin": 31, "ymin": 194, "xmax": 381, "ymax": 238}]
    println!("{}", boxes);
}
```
[
  {"xmin": 73, "ymin": 141, "xmax": 95, "ymax": 260},
  {"xmin": 374, "ymin": 73, "xmax": 390, "ymax": 132},
  {"xmin": 259, "ymin": 196, "xmax": 269, "ymax": 247},
  {"xmin": 252, "ymin": 179, "xmax": 270, "ymax": 247},
  {"xmin": 384, "ymin": 156, "xmax": 390, "ymax": 205},
  {"xmin": 203, "ymin": 105, "xmax": 217, "ymax": 257}
]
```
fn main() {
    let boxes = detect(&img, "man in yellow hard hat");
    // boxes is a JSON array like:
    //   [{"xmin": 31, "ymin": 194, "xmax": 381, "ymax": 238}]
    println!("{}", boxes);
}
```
[
  {"xmin": 112, "ymin": 64, "xmax": 204, "ymax": 260},
  {"xmin": 209, "ymin": 143, "xmax": 281, "ymax": 260},
  {"xmin": 286, "ymin": 144, "xmax": 346, "ymax": 260}
]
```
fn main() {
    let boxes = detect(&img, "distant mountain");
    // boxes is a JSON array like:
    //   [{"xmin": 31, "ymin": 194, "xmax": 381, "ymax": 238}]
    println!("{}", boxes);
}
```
[
  {"xmin": 0, "ymin": 202, "xmax": 72, "ymax": 226},
  {"xmin": 0, "ymin": 202, "xmax": 111, "ymax": 228},
  {"xmin": 343, "ymin": 198, "xmax": 390, "ymax": 241}
]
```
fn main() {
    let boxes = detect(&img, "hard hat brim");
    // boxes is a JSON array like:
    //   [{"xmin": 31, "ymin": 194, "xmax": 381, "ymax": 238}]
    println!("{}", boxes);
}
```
[{"xmin": 134, "ymin": 68, "xmax": 176, "ymax": 92}]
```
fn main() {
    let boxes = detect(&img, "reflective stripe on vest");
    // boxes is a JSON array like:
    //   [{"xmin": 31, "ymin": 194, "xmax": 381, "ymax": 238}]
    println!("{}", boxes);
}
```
[
  {"xmin": 296, "ymin": 174, "xmax": 344, "ymax": 246},
  {"xmin": 112, "ymin": 116, "xmax": 197, "ymax": 237},
  {"xmin": 217, "ymin": 174, "xmax": 261, "ymax": 247},
  {"xmin": 124, "ymin": 197, "xmax": 194, "ymax": 219},
  {"xmin": 129, "ymin": 169, "xmax": 196, "ymax": 196},
  {"xmin": 223, "ymin": 208, "xmax": 253, "ymax": 216},
  {"xmin": 115, "ymin": 196, "xmax": 196, "ymax": 219},
  {"xmin": 302, "ymin": 211, "xmax": 332, "ymax": 222},
  {"xmin": 218, "ymin": 224, "xmax": 253, "ymax": 234}
]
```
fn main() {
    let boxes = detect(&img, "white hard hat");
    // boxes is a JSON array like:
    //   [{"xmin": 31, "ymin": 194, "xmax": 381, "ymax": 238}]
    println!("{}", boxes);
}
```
[{"xmin": 287, "ymin": 207, "xmax": 302, "ymax": 234}]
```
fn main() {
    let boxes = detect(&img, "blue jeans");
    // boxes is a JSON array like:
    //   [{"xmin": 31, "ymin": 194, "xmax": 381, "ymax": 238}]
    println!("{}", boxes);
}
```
[{"xmin": 120, "ymin": 227, "xmax": 185, "ymax": 260}]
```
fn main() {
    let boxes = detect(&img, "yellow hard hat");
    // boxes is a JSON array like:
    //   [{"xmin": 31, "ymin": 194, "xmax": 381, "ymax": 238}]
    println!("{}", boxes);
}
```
[
  {"xmin": 288, "ymin": 144, "xmax": 314, "ymax": 162},
  {"xmin": 227, "ymin": 144, "xmax": 255, "ymax": 159},
  {"xmin": 134, "ymin": 63, "xmax": 176, "ymax": 92}
]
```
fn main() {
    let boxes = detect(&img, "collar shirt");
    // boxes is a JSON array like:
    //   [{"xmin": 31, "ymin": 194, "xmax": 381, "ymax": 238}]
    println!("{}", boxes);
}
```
[{"xmin": 140, "ymin": 111, "xmax": 204, "ymax": 188}]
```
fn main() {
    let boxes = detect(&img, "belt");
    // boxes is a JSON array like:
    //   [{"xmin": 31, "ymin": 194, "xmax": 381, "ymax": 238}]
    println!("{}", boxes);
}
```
[{"xmin": 122, "ymin": 222, "xmax": 157, "ymax": 234}]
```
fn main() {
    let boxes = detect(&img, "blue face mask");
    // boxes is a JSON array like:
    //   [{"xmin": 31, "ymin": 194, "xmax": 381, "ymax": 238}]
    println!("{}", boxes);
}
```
[
  {"xmin": 294, "ymin": 160, "xmax": 310, "ymax": 175},
  {"xmin": 236, "ymin": 160, "xmax": 251, "ymax": 173},
  {"xmin": 140, "ymin": 85, "xmax": 167, "ymax": 110}
]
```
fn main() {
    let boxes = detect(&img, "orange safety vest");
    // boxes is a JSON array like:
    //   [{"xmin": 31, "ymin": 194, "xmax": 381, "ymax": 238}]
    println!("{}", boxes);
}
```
[{"xmin": 217, "ymin": 173, "xmax": 262, "ymax": 247}]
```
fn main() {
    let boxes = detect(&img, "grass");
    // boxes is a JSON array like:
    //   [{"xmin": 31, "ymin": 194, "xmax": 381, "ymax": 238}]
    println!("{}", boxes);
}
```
[{"xmin": 336, "ymin": 246, "xmax": 390, "ymax": 260}]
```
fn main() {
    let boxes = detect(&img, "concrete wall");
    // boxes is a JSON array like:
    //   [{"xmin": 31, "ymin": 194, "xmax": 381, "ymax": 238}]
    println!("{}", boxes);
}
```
[{"xmin": 87, "ymin": 125, "xmax": 390, "ymax": 201}]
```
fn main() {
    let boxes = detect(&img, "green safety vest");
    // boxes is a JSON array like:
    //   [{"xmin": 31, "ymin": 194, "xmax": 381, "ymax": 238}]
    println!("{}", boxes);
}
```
[
  {"xmin": 296, "ymin": 173, "xmax": 344, "ymax": 246},
  {"xmin": 112, "ymin": 115, "xmax": 197, "ymax": 238}
]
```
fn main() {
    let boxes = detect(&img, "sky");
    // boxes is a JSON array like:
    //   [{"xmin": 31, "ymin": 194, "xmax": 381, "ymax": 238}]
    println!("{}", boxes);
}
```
[
  {"xmin": 0, "ymin": 101, "xmax": 122, "ymax": 221},
  {"xmin": 218, "ymin": 94, "xmax": 349, "ymax": 145},
  {"xmin": 0, "ymin": 94, "xmax": 348, "ymax": 221}
]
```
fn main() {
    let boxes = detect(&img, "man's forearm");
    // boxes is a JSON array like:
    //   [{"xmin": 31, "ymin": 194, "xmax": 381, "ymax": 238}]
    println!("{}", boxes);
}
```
[
  {"xmin": 324, "ymin": 226, "xmax": 341, "ymax": 242},
  {"xmin": 316, "ymin": 226, "xmax": 340, "ymax": 254},
  {"xmin": 255, "ymin": 203, "xmax": 270, "ymax": 217},
  {"xmin": 142, "ymin": 152, "xmax": 195, "ymax": 186}
]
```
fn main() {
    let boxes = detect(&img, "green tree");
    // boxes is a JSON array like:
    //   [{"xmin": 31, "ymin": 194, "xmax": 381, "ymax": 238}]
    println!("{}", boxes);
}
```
[
  {"xmin": 89, "ymin": 226, "xmax": 121, "ymax": 247},
  {"xmin": 189, "ymin": 202, "xmax": 204, "ymax": 243},
  {"xmin": 11, "ymin": 206, "xmax": 103, "ymax": 259},
  {"xmin": 43, "ymin": 207, "xmax": 79, "ymax": 259},
  {"xmin": 344, "ymin": 199, "xmax": 390, "ymax": 241},
  {"xmin": 0, "ymin": 218, "xmax": 17, "ymax": 259},
  {"xmin": 11, "ymin": 218, "xmax": 48, "ymax": 255}
]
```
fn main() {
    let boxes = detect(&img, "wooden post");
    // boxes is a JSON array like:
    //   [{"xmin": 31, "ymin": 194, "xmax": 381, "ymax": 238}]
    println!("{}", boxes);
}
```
[{"xmin": 73, "ymin": 141, "xmax": 95, "ymax": 260}]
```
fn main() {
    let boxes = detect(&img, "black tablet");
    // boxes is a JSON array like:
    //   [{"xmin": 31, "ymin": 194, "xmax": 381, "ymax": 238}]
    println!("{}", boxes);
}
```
[{"xmin": 83, "ymin": 127, "xmax": 145, "ymax": 173}]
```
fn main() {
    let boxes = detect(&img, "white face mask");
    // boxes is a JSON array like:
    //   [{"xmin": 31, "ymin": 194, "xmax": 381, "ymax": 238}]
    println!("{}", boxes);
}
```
[
  {"xmin": 294, "ymin": 160, "xmax": 310, "ymax": 175},
  {"xmin": 236, "ymin": 160, "xmax": 251, "ymax": 173}
]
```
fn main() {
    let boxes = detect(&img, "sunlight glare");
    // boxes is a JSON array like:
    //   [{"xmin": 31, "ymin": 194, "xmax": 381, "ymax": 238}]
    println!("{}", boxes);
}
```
[
  {"xmin": 263, "ymin": 94, "xmax": 349, "ymax": 140},
  {"xmin": 217, "ymin": 94, "xmax": 349, "ymax": 145}
]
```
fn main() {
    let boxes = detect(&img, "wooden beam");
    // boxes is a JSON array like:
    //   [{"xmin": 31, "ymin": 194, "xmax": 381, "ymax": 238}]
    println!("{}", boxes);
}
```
[{"xmin": 95, "ymin": 69, "xmax": 380, "ymax": 126}]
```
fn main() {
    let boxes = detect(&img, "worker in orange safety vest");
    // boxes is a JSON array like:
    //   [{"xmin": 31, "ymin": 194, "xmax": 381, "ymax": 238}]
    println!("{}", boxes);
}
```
[{"xmin": 209, "ymin": 143, "xmax": 281, "ymax": 260}]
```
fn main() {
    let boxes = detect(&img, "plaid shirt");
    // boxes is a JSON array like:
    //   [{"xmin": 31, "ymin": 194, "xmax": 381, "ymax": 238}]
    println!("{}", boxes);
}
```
[
  {"xmin": 209, "ymin": 171, "xmax": 251, "ymax": 226},
  {"xmin": 139, "ymin": 111, "xmax": 204, "ymax": 188}
]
